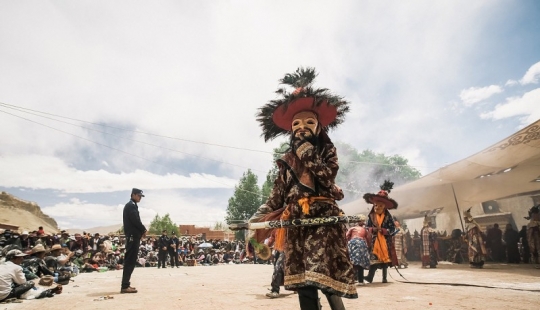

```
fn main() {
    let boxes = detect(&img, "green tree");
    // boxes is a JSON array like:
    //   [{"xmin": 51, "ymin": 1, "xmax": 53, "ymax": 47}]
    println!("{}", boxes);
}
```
[
  {"xmin": 335, "ymin": 142, "xmax": 422, "ymax": 203},
  {"xmin": 225, "ymin": 169, "xmax": 261, "ymax": 240},
  {"xmin": 213, "ymin": 221, "xmax": 226, "ymax": 231},
  {"xmin": 260, "ymin": 142, "xmax": 289, "ymax": 204},
  {"xmin": 148, "ymin": 213, "xmax": 179, "ymax": 236}
]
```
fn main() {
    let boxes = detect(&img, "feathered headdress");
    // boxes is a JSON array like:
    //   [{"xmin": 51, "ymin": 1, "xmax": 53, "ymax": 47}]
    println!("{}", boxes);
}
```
[
  {"xmin": 257, "ymin": 67, "xmax": 350, "ymax": 141},
  {"xmin": 363, "ymin": 180, "xmax": 398, "ymax": 210},
  {"xmin": 463, "ymin": 207, "xmax": 476, "ymax": 223},
  {"xmin": 524, "ymin": 204, "xmax": 540, "ymax": 220}
]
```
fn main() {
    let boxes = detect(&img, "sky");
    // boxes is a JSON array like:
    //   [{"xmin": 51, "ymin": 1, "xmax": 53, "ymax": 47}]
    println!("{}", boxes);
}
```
[{"xmin": 0, "ymin": 1, "xmax": 539, "ymax": 230}]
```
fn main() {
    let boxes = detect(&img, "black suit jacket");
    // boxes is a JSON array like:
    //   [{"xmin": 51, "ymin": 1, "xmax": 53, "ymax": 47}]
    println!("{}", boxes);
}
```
[{"xmin": 123, "ymin": 200, "xmax": 147, "ymax": 239}]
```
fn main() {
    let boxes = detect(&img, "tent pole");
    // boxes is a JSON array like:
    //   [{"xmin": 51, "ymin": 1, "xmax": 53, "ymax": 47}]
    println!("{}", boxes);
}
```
[{"xmin": 452, "ymin": 184, "xmax": 466, "ymax": 233}]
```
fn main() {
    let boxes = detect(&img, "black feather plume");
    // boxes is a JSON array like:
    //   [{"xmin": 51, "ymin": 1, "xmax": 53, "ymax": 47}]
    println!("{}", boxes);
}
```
[
  {"xmin": 380, "ymin": 180, "xmax": 394, "ymax": 193},
  {"xmin": 257, "ymin": 67, "xmax": 350, "ymax": 141}
]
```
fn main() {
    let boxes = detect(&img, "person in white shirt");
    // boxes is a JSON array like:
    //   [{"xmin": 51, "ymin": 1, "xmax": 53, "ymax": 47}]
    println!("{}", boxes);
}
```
[{"xmin": 0, "ymin": 250, "xmax": 34, "ymax": 301}]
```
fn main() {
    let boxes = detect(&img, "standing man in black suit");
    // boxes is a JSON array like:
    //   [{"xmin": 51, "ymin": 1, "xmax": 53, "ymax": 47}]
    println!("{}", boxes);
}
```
[
  {"xmin": 121, "ymin": 188, "xmax": 147, "ymax": 294},
  {"xmin": 158, "ymin": 230, "xmax": 169, "ymax": 268},
  {"xmin": 169, "ymin": 231, "xmax": 180, "ymax": 268}
]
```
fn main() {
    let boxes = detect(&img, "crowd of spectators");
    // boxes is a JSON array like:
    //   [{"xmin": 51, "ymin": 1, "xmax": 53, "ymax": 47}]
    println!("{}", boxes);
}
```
[{"xmin": 0, "ymin": 227, "xmax": 267, "ymax": 304}]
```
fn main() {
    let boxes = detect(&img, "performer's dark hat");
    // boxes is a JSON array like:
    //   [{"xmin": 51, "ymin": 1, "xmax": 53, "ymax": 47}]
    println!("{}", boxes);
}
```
[
  {"xmin": 257, "ymin": 67, "xmax": 350, "ymax": 141},
  {"xmin": 525, "ymin": 204, "xmax": 539, "ymax": 220},
  {"xmin": 131, "ymin": 188, "xmax": 145, "ymax": 197},
  {"xmin": 363, "ymin": 180, "xmax": 398, "ymax": 210}
]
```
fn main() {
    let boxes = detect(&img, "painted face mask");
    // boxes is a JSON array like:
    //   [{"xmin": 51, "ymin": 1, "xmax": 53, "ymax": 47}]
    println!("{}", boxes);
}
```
[
  {"xmin": 374, "ymin": 202, "xmax": 386, "ymax": 215},
  {"xmin": 292, "ymin": 111, "xmax": 319, "ymax": 140}
]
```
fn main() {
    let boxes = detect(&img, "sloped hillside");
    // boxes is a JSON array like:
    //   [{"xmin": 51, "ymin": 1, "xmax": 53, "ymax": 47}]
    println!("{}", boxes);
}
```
[{"xmin": 0, "ymin": 191, "xmax": 59, "ymax": 233}]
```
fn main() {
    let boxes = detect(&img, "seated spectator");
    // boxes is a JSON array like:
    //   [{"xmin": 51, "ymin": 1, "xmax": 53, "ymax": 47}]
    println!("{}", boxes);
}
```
[
  {"xmin": 114, "ymin": 251, "xmax": 123, "ymax": 270},
  {"xmin": 80, "ymin": 257, "xmax": 98, "ymax": 273},
  {"xmin": 223, "ymin": 251, "xmax": 233, "ymax": 264},
  {"xmin": 1, "ymin": 249, "xmax": 62, "ymax": 302},
  {"xmin": 0, "ymin": 249, "xmax": 35, "ymax": 301},
  {"xmin": 91, "ymin": 252, "xmax": 104, "ymax": 267},
  {"xmin": 69, "ymin": 233, "xmax": 87, "ymax": 253},
  {"xmin": 146, "ymin": 251, "xmax": 158, "ymax": 267},
  {"xmin": 196, "ymin": 250, "xmax": 205, "ymax": 264},
  {"xmin": 104, "ymin": 252, "xmax": 121, "ymax": 270},
  {"xmin": 44, "ymin": 244, "xmax": 71, "ymax": 285},
  {"xmin": 19, "ymin": 231, "xmax": 33, "ymax": 250},
  {"xmin": 22, "ymin": 244, "xmax": 54, "ymax": 278}
]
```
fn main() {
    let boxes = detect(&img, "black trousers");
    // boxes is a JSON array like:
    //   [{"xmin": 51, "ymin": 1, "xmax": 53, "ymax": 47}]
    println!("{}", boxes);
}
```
[
  {"xmin": 121, "ymin": 237, "xmax": 140, "ymax": 289},
  {"xmin": 1, "ymin": 281, "xmax": 34, "ymax": 301},
  {"xmin": 168, "ymin": 249, "xmax": 179, "ymax": 267},
  {"xmin": 297, "ymin": 286, "xmax": 345, "ymax": 310},
  {"xmin": 158, "ymin": 249, "xmax": 168, "ymax": 267},
  {"xmin": 270, "ymin": 251, "xmax": 284, "ymax": 293}
]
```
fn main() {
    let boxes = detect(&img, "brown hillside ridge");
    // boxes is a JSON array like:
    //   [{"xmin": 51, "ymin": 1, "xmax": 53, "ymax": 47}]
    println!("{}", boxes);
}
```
[
  {"xmin": 66, "ymin": 223, "xmax": 124, "ymax": 236},
  {"xmin": 0, "ymin": 191, "xmax": 59, "ymax": 233}
]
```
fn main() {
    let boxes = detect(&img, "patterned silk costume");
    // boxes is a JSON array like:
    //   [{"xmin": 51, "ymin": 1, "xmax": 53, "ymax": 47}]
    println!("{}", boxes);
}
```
[
  {"xmin": 464, "ymin": 208, "xmax": 487, "ymax": 268},
  {"xmin": 421, "ymin": 216, "xmax": 438, "ymax": 268},
  {"xmin": 251, "ymin": 67, "xmax": 356, "ymax": 309}
]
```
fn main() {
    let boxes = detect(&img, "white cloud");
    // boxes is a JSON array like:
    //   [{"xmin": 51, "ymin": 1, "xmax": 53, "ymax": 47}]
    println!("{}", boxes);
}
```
[
  {"xmin": 1, "ymin": 0, "xmax": 535, "ymax": 224},
  {"xmin": 42, "ymin": 198, "xmax": 157, "ymax": 228},
  {"xmin": 0, "ymin": 155, "xmax": 237, "ymax": 193},
  {"xmin": 480, "ymin": 88, "xmax": 540, "ymax": 126},
  {"xmin": 520, "ymin": 61, "xmax": 540, "ymax": 85},
  {"xmin": 505, "ymin": 79, "xmax": 518, "ymax": 86},
  {"xmin": 42, "ymin": 192, "xmax": 227, "ymax": 229},
  {"xmin": 459, "ymin": 85, "xmax": 503, "ymax": 106}
]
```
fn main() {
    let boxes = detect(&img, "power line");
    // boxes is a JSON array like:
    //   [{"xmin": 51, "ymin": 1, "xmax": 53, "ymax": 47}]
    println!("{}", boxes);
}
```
[
  {"xmin": 0, "ymin": 108, "xmax": 266, "ymax": 197},
  {"xmin": 0, "ymin": 101, "xmax": 440, "ymax": 170},
  {"xmin": 0, "ymin": 104, "xmax": 267, "ymax": 173},
  {"xmin": 0, "ymin": 101, "xmax": 272, "ymax": 154}
]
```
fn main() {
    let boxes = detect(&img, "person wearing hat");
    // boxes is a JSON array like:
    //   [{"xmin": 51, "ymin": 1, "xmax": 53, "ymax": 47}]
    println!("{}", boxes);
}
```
[
  {"xmin": 120, "ymin": 188, "xmax": 147, "ymax": 294},
  {"xmin": 420, "ymin": 216, "xmax": 438, "ymax": 269},
  {"xmin": 0, "ymin": 249, "xmax": 34, "ymax": 301},
  {"xmin": 168, "ymin": 231, "xmax": 180, "ymax": 268},
  {"xmin": 69, "ymin": 233, "xmax": 87, "ymax": 252},
  {"xmin": 346, "ymin": 214, "xmax": 371, "ymax": 285},
  {"xmin": 19, "ymin": 231, "xmax": 32, "ymax": 250},
  {"xmin": 464, "ymin": 207, "xmax": 488, "ymax": 268},
  {"xmin": 22, "ymin": 244, "xmax": 54, "ymax": 279},
  {"xmin": 363, "ymin": 180, "xmax": 399, "ymax": 284},
  {"xmin": 249, "ymin": 68, "xmax": 357, "ymax": 309}
]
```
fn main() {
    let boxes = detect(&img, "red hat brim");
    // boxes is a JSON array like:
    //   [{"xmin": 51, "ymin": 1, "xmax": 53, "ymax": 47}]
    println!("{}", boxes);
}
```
[
  {"xmin": 364, "ymin": 194, "xmax": 398, "ymax": 210},
  {"xmin": 272, "ymin": 97, "xmax": 338, "ymax": 131}
]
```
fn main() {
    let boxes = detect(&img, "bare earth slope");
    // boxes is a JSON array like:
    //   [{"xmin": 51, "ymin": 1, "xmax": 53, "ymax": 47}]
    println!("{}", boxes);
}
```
[{"xmin": 0, "ymin": 191, "xmax": 58, "ymax": 233}]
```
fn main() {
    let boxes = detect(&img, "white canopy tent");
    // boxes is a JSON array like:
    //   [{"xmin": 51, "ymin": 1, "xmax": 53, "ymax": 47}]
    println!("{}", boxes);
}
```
[{"xmin": 341, "ymin": 119, "xmax": 540, "ymax": 221}]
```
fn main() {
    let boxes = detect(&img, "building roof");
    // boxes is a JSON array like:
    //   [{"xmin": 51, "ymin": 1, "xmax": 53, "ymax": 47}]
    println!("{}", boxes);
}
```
[{"xmin": 342, "ymin": 119, "xmax": 540, "ymax": 219}]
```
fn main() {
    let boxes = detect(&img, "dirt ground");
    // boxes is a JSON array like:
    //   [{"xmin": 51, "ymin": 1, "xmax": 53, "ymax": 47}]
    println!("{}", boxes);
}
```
[{"xmin": 2, "ymin": 261, "xmax": 539, "ymax": 310}]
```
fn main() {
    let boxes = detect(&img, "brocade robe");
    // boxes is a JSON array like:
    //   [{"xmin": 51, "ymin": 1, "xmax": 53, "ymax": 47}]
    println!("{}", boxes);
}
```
[{"xmin": 264, "ymin": 141, "xmax": 357, "ymax": 298}]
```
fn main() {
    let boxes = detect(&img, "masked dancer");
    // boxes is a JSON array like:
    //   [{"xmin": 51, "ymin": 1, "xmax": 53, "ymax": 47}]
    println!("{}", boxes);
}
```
[
  {"xmin": 464, "ymin": 207, "xmax": 487, "ymax": 268},
  {"xmin": 249, "ymin": 67, "xmax": 357, "ymax": 310},
  {"xmin": 363, "ymin": 181, "xmax": 398, "ymax": 283}
]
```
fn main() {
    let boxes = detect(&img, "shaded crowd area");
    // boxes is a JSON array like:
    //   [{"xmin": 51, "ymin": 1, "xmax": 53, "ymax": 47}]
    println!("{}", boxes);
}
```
[{"xmin": 404, "ymin": 223, "xmax": 535, "ymax": 265}]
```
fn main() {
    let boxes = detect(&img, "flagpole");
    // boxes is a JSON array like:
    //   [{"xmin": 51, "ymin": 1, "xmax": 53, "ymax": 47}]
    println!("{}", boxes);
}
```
[{"xmin": 451, "ymin": 184, "xmax": 466, "ymax": 233}]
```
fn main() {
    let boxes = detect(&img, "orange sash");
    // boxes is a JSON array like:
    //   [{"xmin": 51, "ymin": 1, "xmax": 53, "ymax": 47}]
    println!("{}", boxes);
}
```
[
  {"xmin": 372, "ymin": 213, "xmax": 390, "ymax": 263},
  {"xmin": 274, "ymin": 196, "xmax": 329, "ymax": 251}
]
